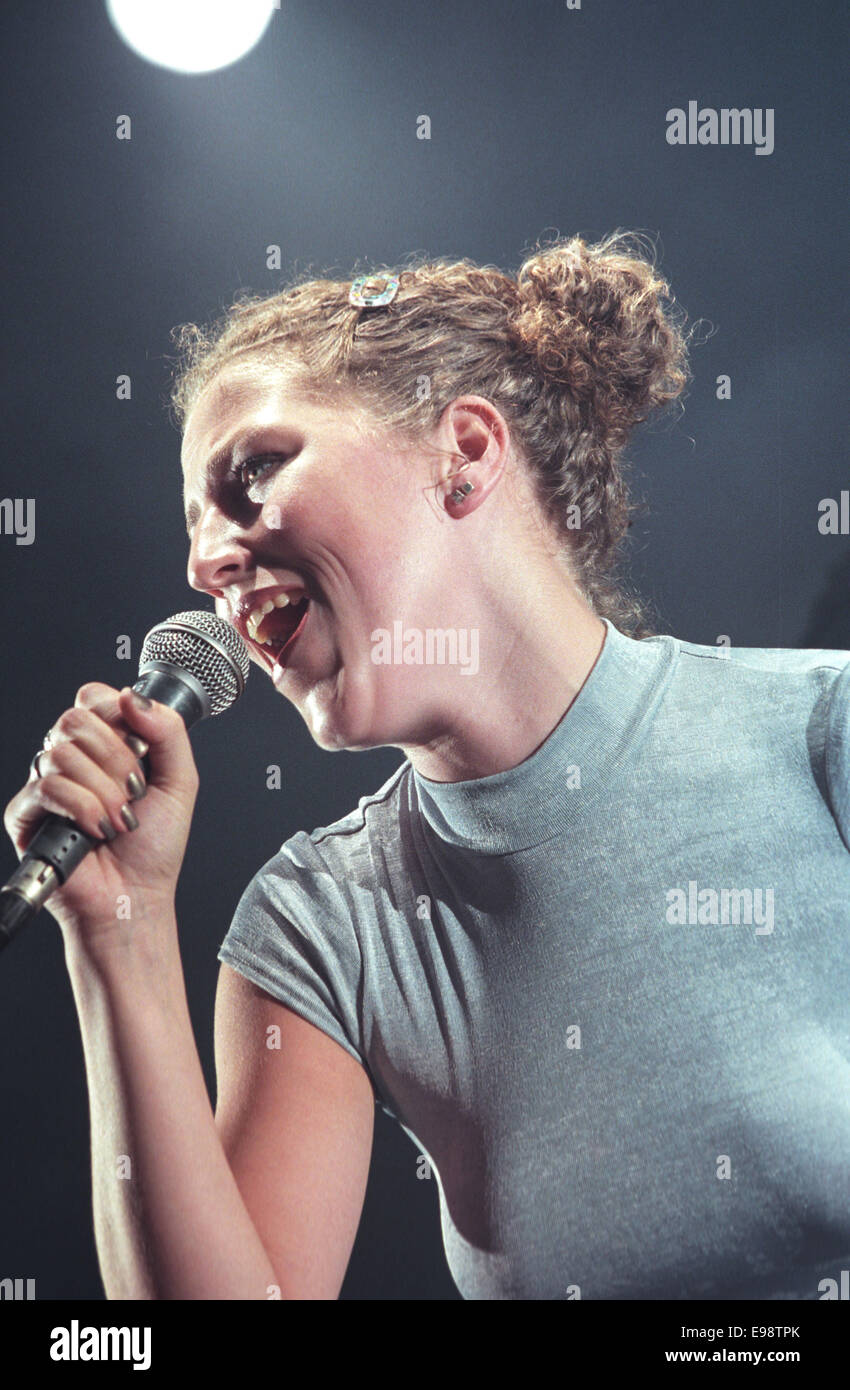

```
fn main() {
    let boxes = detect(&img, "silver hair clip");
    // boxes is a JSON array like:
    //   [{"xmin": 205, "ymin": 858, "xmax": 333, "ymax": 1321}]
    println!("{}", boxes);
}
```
[{"xmin": 349, "ymin": 274, "xmax": 400, "ymax": 308}]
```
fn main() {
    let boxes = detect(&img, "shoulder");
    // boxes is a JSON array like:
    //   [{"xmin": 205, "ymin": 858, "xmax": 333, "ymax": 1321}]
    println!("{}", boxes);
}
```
[
  {"xmin": 664, "ymin": 630, "xmax": 850, "ymax": 681},
  {"xmin": 654, "ymin": 629, "xmax": 850, "ymax": 845},
  {"xmin": 218, "ymin": 759, "xmax": 411, "ymax": 1104},
  {"xmin": 652, "ymin": 630, "xmax": 850, "ymax": 709},
  {"xmin": 822, "ymin": 653, "xmax": 850, "ymax": 850},
  {"xmin": 303, "ymin": 757, "xmax": 411, "ymax": 853},
  {"xmin": 232, "ymin": 757, "xmax": 411, "ymax": 939}
]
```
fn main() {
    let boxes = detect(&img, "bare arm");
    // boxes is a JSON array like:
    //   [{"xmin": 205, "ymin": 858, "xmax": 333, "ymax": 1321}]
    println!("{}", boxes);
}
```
[
  {"xmin": 66, "ymin": 925, "xmax": 284, "ymax": 1300},
  {"xmin": 5, "ymin": 682, "xmax": 374, "ymax": 1300},
  {"xmin": 67, "ymin": 936, "xmax": 375, "ymax": 1299},
  {"xmin": 213, "ymin": 964, "xmax": 375, "ymax": 1300}
]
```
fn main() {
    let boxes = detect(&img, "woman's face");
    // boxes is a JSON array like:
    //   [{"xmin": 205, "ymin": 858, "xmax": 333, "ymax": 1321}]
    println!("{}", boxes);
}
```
[{"xmin": 182, "ymin": 368, "xmax": 467, "ymax": 752}]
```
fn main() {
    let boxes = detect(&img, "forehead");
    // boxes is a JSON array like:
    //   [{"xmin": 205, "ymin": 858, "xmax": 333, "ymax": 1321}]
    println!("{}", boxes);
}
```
[
  {"xmin": 181, "ymin": 370, "xmax": 310, "ymax": 476},
  {"xmin": 179, "ymin": 365, "xmax": 397, "ymax": 513}
]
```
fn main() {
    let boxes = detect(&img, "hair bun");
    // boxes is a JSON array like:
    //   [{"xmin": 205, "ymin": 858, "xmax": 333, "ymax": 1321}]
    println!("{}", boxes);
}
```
[{"xmin": 510, "ymin": 231, "xmax": 690, "ymax": 448}]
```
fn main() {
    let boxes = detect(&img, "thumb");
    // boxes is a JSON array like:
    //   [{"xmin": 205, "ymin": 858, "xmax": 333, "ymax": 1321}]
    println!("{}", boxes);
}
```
[{"xmin": 117, "ymin": 688, "xmax": 199, "ymax": 797}]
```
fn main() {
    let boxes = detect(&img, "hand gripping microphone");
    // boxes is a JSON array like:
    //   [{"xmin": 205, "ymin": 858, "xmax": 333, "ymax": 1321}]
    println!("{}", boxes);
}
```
[{"xmin": 0, "ymin": 611, "xmax": 250, "ymax": 951}]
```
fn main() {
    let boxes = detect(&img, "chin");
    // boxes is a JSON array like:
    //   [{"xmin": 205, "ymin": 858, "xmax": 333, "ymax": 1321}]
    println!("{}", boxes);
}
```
[
  {"xmin": 297, "ymin": 675, "xmax": 417, "ymax": 754},
  {"xmin": 294, "ymin": 681, "xmax": 376, "ymax": 753}
]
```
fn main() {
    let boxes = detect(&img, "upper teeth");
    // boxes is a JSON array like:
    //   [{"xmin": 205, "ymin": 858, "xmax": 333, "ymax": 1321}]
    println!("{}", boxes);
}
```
[{"xmin": 245, "ymin": 592, "xmax": 304, "ymax": 642}]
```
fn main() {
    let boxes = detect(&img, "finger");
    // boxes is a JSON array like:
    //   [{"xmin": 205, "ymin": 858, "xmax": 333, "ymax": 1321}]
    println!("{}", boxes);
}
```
[
  {"xmin": 4, "ymin": 772, "xmax": 126, "ymax": 853},
  {"xmin": 35, "ymin": 740, "xmax": 144, "ymax": 836},
  {"xmin": 117, "ymin": 689, "xmax": 199, "ymax": 797},
  {"xmin": 44, "ymin": 708, "xmax": 146, "ymax": 802},
  {"xmin": 74, "ymin": 682, "xmax": 123, "ymax": 722},
  {"xmin": 73, "ymin": 683, "xmax": 149, "ymax": 760}
]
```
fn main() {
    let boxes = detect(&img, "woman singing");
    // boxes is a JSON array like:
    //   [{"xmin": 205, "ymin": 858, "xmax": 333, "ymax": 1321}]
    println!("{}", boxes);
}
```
[{"xmin": 5, "ymin": 232, "xmax": 850, "ymax": 1300}]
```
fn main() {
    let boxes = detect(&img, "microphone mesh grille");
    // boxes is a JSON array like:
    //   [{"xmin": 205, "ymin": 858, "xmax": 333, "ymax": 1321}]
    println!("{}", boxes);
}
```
[{"xmin": 139, "ymin": 611, "xmax": 250, "ymax": 716}]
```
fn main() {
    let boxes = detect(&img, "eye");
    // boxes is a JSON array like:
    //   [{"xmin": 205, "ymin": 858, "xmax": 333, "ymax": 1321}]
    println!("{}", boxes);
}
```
[{"xmin": 235, "ymin": 455, "xmax": 286, "ymax": 490}]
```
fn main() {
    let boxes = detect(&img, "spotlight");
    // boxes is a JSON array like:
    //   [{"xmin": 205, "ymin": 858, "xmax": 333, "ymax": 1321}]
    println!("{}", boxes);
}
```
[{"xmin": 106, "ymin": 0, "xmax": 277, "ymax": 75}]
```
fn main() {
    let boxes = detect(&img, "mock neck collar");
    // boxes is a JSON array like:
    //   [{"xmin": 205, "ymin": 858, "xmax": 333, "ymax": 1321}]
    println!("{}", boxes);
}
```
[{"xmin": 411, "ymin": 617, "xmax": 678, "ymax": 853}]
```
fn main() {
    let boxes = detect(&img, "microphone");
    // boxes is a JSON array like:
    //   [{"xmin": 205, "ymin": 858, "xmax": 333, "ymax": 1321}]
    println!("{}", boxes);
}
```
[{"xmin": 0, "ymin": 611, "xmax": 250, "ymax": 951}]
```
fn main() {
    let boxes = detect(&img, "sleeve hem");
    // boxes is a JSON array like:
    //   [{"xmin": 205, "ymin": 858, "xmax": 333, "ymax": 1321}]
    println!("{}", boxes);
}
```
[
  {"xmin": 825, "ymin": 661, "xmax": 850, "ymax": 853},
  {"xmin": 217, "ymin": 945, "xmax": 378, "ymax": 1096}
]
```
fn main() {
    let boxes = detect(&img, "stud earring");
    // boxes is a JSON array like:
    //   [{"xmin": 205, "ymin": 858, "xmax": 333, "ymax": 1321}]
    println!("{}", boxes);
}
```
[{"xmin": 449, "ymin": 481, "xmax": 475, "ymax": 505}]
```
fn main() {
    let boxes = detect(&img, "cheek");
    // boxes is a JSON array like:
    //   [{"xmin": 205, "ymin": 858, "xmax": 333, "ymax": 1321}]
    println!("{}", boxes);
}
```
[
  {"xmin": 319, "ymin": 472, "xmax": 413, "ymax": 547},
  {"xmin": 277, "ymin": 480, "xmax": 420, "ymax": 618}
]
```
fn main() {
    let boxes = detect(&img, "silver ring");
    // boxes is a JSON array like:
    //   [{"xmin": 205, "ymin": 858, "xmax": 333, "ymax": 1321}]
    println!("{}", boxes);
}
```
[{"xmin": 29, "ymin": 749, "xmax": 47, "ymax": 780}]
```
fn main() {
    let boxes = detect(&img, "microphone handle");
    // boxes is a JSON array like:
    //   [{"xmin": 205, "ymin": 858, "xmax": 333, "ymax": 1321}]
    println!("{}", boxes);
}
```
[{"xmin": 0, "ymin": 667, "xmax": 209, "ymax": 952}]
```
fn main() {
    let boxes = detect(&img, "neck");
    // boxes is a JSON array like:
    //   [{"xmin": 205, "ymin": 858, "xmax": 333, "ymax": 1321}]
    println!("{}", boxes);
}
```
[{"xmin": 398, "ymin": 588, "xmax": 607, "ymax": 784}]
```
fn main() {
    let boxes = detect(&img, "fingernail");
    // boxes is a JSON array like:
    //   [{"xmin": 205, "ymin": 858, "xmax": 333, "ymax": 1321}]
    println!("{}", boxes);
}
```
[
  {"xmin": 125, "ymin": 734, "xmax": 149, "ymax": 760},
  {"xmin": 126, "ymin": 771, "xmax": 146, "ymax": 801},
  {"xmin": 98, "ymin": 817, "xmax": 118, "ymax": 842},
  {"xmin": 130, "ymin": 689, "xmax": 153, "ymax": 710},
  {"xmin": 120, "ymin": 804, "xmax": 139, "ymax": 831}
]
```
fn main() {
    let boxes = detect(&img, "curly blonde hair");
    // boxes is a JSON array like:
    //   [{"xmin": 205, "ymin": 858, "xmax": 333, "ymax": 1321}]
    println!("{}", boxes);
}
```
[{"xmin": 170, "ymin": 230, "xmax": 694, "ymax": 639}]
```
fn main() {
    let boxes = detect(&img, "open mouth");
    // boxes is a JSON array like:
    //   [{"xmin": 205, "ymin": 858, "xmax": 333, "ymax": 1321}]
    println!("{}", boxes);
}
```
[
  {"xmin": 245, "ymin": 594, "xmax": 311, "ymax": 672},
  {"xmin": 236, "ymin": 586, "xmax": 312, "ymax": 672}
]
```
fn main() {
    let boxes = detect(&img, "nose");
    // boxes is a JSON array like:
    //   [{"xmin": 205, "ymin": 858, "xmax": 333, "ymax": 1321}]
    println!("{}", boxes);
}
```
[{"xmin": 187, "ymin": 506, "xmax": 253, "ymax": 597}]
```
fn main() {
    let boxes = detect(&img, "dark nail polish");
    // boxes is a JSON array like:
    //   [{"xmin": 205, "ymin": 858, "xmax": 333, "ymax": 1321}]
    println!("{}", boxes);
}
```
[
  {"xmin": 120, "ymin": 804, "xmax": 139, "ymax": 831},
  {"xmin": 125, "ymin": 734, "xmax": 149, "ymax": 760},
  {"xmin": 127, "ymin": 771, "xmax": 146, "ymax": 801},
  {"xmin": 130, "ymin": 689, "xmax": 153, "ymax": 710},
  {"xmin": 98, "ymin": 817, "xmax": 118, "ymax": 842}
]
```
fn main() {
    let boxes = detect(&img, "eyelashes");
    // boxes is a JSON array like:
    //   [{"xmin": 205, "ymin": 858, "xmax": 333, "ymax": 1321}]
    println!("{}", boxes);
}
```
[{"xmin": 233, "ymin": 454, "xmax": 288, "ymax": 491}]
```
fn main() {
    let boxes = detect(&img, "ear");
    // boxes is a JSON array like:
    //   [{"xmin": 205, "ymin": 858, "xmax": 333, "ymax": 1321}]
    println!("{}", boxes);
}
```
[{"xmin": 438, "ymin": 395, "xmax": 510, "ymax": 518}]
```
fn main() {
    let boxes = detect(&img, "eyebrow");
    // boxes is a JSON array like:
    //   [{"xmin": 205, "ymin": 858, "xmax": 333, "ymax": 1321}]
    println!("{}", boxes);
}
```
[
  {"xmin": 183, "ymin": 424, "xmax": 299, "ymax": 536},
  {"xmin": 183, "ymin": 435, "xmax": 245, "ymax": 537}
]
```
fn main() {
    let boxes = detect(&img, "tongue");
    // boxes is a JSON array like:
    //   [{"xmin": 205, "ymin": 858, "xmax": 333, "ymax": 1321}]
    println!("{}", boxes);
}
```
[{"xmin": 271, "ymin": 601, "xmax": 310, "ymax": 669}]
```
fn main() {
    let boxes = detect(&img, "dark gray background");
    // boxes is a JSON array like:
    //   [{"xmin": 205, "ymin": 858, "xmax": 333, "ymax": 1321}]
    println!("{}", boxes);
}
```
[{"xmin": 0, "ymin": 0, "xmax": 846, "ymax": 1299}]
